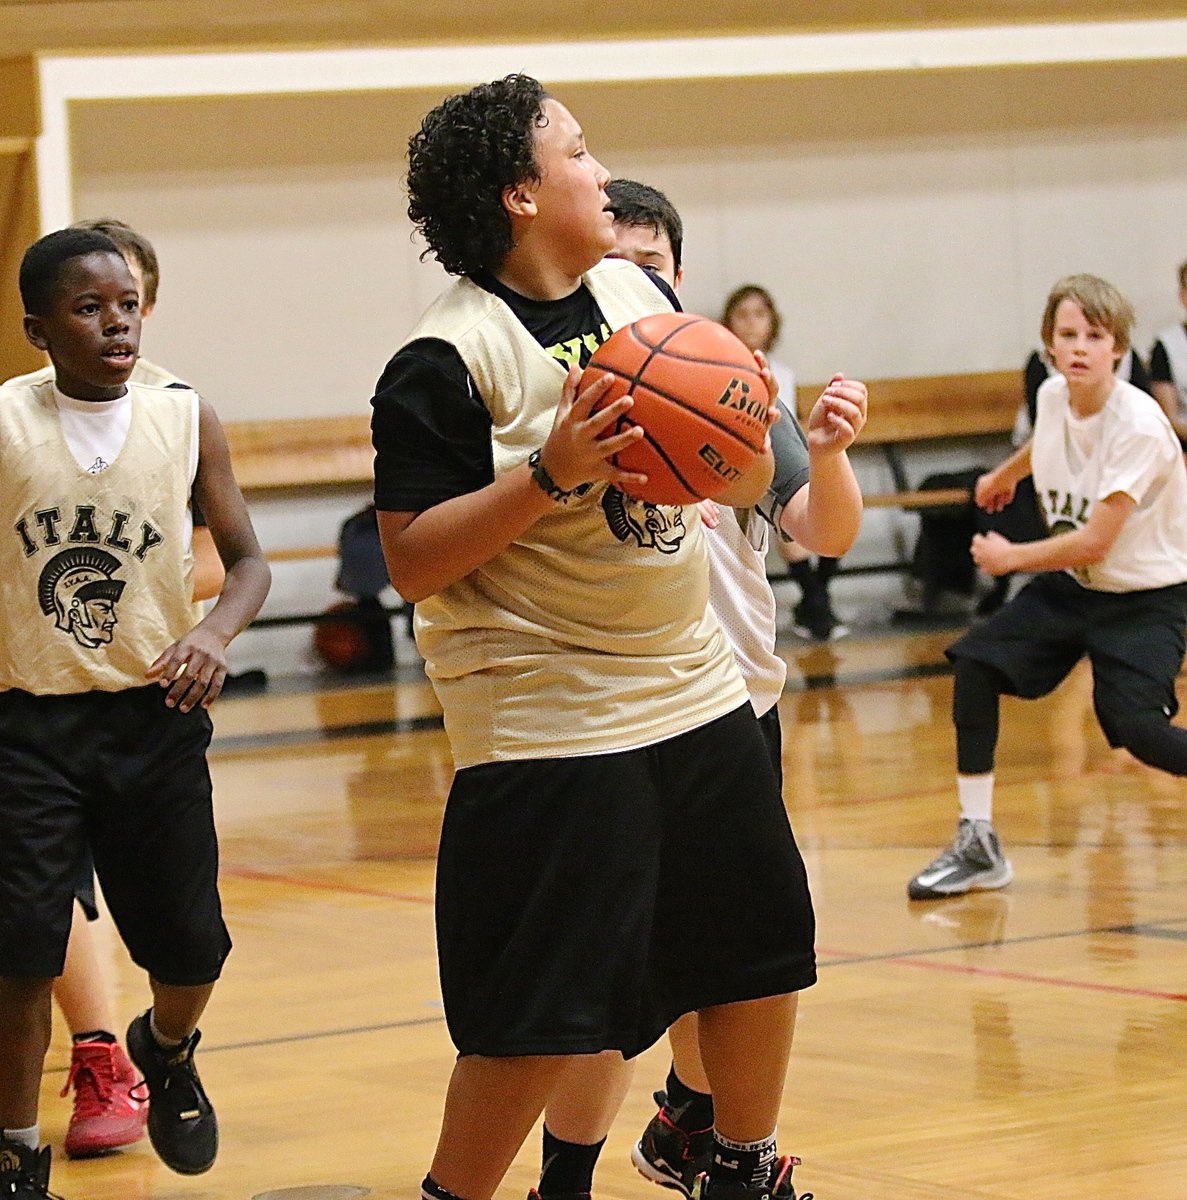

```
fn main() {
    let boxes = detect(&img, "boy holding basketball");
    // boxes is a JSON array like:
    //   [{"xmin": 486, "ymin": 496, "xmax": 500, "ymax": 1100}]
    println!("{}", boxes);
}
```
[
  {"xmin": 0, "ymin": 227, "xmax": 270, "ymax": 1198},
  {"xmin": 534, "ymin": 180, "xmax": 866, "ymax": 1200},
  {"xmin": 907, "ymin": 274, "xmax": 1187, "ymax": 901},
  {"xmin": 371, "ymin": 75, "xmax": 864, "ymax": 1200}
]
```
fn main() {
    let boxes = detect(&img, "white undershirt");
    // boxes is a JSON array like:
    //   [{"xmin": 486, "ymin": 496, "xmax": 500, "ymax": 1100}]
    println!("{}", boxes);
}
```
[
  {"xmin": 54, "ymin": 384, "xmax": 199, "ymax": 546},
  {"xmin": 705, "ymin": 509, "xmax": 786, "ymax": 716}
]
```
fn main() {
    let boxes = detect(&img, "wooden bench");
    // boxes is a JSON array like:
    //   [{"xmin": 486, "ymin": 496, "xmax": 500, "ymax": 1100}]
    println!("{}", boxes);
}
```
[
  {"xmin": 223, "ymin": 415, "xmax": 374, "ymax": 564},
  {"xmin": 225, "ymin": 369, "xmax": 1023, "ymax": 564},
  {"xmin": 795, "ymin": 369, "xmax": 1021, "ymax": 510}
]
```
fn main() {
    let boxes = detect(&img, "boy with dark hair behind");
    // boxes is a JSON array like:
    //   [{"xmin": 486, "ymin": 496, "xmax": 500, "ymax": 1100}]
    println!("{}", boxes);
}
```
[
  {"xmin": 533, "ymin": 178, "xmax": 865, "ymax": 1200},
  {"xmin": 371, "ymin": 75, "xmax": 863, "ymax": 1200},
  {"xmin": 908, "ymin": 273, "xmax": 1187, "ymax": 901},
  {"xmin": 0, "ymin": 228, "xmax": 270, "ymax": 1197}
]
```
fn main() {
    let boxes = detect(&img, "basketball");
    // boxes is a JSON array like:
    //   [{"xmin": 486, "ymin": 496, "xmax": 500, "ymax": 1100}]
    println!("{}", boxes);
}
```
[
  {"xmin": 313, "ymin": 600, "xmax": 393, "ymax": 673},
  {"xmin": 579, "ymin": 311, "xmax": 770, "ymax": 505}
]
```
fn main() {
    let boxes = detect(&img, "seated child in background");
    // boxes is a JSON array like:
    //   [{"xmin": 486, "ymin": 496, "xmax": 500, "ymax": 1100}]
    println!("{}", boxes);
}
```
[{"xmin": 1148, "ymin": 257, "xmax": 1187, "ymax": 443}]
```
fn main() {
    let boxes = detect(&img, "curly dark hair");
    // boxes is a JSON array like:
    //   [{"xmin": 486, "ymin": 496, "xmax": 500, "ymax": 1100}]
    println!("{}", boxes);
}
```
[{"xmin": 406, "ymin": 74, "xmax": 549, "ymax": 277}]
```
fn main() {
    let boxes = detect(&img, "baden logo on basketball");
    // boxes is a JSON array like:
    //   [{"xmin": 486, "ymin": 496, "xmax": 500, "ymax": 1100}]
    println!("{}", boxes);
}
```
[
  {"xmin": 581, "ymin": 311, "xmax": 770, "ymax": 506},
  {"xmin": 715, "ymin": 378, "xmax": 769, "ymax": 430}
]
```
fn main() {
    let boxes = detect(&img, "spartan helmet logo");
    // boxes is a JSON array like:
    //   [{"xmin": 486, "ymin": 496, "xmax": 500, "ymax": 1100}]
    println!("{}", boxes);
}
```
[
  {"xmin": 37, "ymin": 547, "xmax": 126, "ymax": 648},
  {"xmin": 601, "ymin": 487, "xmax": 685, "ymax": 554}
]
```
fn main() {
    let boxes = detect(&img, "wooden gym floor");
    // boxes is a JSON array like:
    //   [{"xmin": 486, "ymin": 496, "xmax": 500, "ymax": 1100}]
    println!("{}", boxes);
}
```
[{"xmin": 39, "ymin": 628, "xmax": 1187, "ymax": 1199}]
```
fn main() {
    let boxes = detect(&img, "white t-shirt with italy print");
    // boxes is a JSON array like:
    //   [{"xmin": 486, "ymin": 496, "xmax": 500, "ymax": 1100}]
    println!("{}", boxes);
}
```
[{"xmin": 1030, "ymin": 373, "xmax": 1187, "ymax": 592}]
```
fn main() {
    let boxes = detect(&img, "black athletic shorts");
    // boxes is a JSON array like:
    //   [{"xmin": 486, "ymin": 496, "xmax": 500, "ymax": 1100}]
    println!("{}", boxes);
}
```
[
  {"xmin": 435, "ymin": 703, "xmax": 816, "ymax": 1059},
  {"xmin": 0, "ymin": 685, "xmax": 232, "ymax": 983},
  {"xmin": 74, "ymin": 851, "xmax": 98, "ymax": 922},
  {"xmin": 948, "ymin": 571, "xmax": 1187, "ymax": 744},
  {"xmin": 756, "ymin": 703, "xmax": 783, "ymax": 787}
]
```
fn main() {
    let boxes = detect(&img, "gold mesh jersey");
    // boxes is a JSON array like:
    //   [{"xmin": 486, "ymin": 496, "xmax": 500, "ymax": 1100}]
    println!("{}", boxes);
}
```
[
  {"xmin": 400, "ymin": 258, "xmax": 749, "ymax": 767},
  {"xmin": 0, "ymin": 378, "xmax": 198, "ymax": 695},
  {"xmin": 6, "ymin": 356, "xmax": 182, "ymax": 390}
]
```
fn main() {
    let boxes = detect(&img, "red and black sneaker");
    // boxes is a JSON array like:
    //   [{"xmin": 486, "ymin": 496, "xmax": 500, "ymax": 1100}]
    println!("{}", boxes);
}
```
[{"xmin": 631, "ymin": 1090, "xmax": 714, "ymax": 1197}]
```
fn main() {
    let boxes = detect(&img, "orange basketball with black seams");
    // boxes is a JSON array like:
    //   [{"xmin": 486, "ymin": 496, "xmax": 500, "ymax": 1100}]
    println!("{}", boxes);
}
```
[{"xmin": 580, "ymin": 312, "xmax": 769, "ymax": 505}]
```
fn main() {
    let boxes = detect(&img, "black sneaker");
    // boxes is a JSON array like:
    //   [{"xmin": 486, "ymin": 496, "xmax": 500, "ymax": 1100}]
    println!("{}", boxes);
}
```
[
  {"xmin": 0, "ymin": 1139, "xmax": 62, "ymax": 1198},
  {"xmin": 631, "ymin": 1090, "xmax": 713, "ymax": 1197},
  {"xmin": 692, "ymin": 1156, "xmax": 812, "ymax": 1200},
  {"xmin": 125, "ymin": 1011, "xmax": 218, "ymax": 1175}
]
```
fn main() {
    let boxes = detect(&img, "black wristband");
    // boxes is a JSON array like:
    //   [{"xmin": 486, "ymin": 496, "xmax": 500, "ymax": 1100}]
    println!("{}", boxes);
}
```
[{"xmin": 528, "ymin": 448, "xmax": 573, "ymax": 503}]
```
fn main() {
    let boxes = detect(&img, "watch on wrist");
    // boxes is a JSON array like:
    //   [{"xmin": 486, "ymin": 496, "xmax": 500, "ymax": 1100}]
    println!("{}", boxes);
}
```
[{"xmin": 528, "ymin": 448, "xmax": 573, "ymax": 503}]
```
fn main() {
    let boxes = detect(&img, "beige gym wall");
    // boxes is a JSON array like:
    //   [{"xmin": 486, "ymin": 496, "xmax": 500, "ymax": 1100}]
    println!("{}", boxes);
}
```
[{"xmin": 67, "ymin": 58, "xmax": 1187, "ymax": 421}]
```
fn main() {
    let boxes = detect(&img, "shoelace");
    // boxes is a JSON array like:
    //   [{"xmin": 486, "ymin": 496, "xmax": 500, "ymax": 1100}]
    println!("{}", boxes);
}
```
[
  {"xmin": 59, "ymin": 1049, "xmax": 115, "ymax": 1119},
  {"xmin": 776, "ymin": 1155, "xmax": 812, "ymax": 1200},
  {"xmin": 158, "ymin": 1039, "xmax": 208, "ymax": 1115},
  {"xmin": 927, "ymin": 823, "xmax": 980, "ymax": 871},
  {"xmin": 650, "ymin": 1090, "xmax": 712, "ymax": 1160}
]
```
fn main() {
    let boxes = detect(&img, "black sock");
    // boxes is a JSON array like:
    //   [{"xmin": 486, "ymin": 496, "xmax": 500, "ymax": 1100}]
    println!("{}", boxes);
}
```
[
  {"xmin": 537, "ymin": 1127, "xmax": 604, "ymax": 1196},
  {"xmin": 71, "ymin": 1030, "xmax": 116, "ymax": 1045},
  {"xmin": 815, "ymin": 556, "xmax": 840, "ymax": 585},
  {"xmin": 710, "ymin": 1131, "xmax": 777, "ymax": 1190},
  {"xmin": 422, "ymin": 1175, "xmax": 467, "ymax": 1200},
  {"xmin": 787, "ymin": 560, "xmax": 814, "ymax": 590},
  {"xmin": 664, "ymin": 1065, "xmax": 714, "ymax": 1131}
]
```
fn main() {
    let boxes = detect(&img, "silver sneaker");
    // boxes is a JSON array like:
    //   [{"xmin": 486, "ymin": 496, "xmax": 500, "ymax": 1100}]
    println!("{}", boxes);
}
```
[{"xmin": 908, "ymin": 818, "xmax": 1013, "ymax": 900}]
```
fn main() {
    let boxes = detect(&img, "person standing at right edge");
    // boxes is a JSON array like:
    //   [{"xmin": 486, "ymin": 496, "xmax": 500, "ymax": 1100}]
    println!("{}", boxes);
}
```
[
  {"xmin": 370, "ymin": 75, "xmax": 851, "ymax": 1200},
  {"xmin": 1149, "ymin": 257, "xmax": 1187, "ymax": 444},
  {"xmin": 908, "ymin": 274, "xmax": 1187, "ymax": 901}
]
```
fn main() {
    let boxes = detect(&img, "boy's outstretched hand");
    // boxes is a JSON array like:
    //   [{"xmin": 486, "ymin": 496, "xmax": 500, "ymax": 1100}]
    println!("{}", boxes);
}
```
[
  {"xmin": 974, "ymin": 467, "xmax": 1017, "ymax": 513},
  {"xmin": 146, "ymin": 626, "xmax": 230, "ymax": 711},
  {"xmin": 806, "ymin": 374, "xmax": 867, "ymax": 454},
  {"xmin": 538, "ymin": 367, "xmax": 649, "ymax": 494}
]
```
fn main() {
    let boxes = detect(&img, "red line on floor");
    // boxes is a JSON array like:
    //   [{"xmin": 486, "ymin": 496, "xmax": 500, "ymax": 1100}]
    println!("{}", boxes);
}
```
[{"xmin": 223, "ymin": 865, "xmax": 435, "ymax": 905}]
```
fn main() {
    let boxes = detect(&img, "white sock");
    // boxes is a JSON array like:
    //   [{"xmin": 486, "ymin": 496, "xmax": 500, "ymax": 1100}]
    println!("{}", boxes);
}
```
[
  {"xmin": 149, "ymin": 1010, "xmax": 188, "ymax": 1051},
  {"xmin": 958, "ymin": 773, "xmax": 994, "ymax": 823},
  {"xmin": 1, "ymin": 1124, "xmax": 39, "ymax": 1150}
]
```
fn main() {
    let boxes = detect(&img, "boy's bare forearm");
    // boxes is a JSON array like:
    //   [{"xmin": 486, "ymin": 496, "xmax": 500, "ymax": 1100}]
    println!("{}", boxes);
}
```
[
  {"xmin": 191, "ymin": 398, "xmax": 271, "ymax": 642},
  {"xmin": 998, "ymin": 441, "xmax": 1033, "ymax": 486},
  {"xmin": 194, "ymin": 554, "xmax": 271, "ymax": 644},
  {"xmin": 380, "ymin": 465, "xmax": 557, "ymax": 603},
  {"xmin": 780, "ymin": 451, "xmax": 863, "ymax": 556}
]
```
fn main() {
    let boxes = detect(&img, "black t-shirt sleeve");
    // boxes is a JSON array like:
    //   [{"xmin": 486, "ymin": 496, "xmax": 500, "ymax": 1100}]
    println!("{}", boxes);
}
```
[
  {"xmin": 1128, "ymin": 350, "xmax": 1154, "ymax": 396},
  {"xmin": 642, "ymin": 267, "xmax": 682, "ymax": 312},
  {"xmin": 1023, "ymin": 350, "xmax": 1048, "ymax": 426},
  {"xmin": 370, "ymin": 338, "xmax": 495, "ymax": 512},
  {"xmin": 1150, "ymin": 339, "xmax": 1172, "ymax": 382}
]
